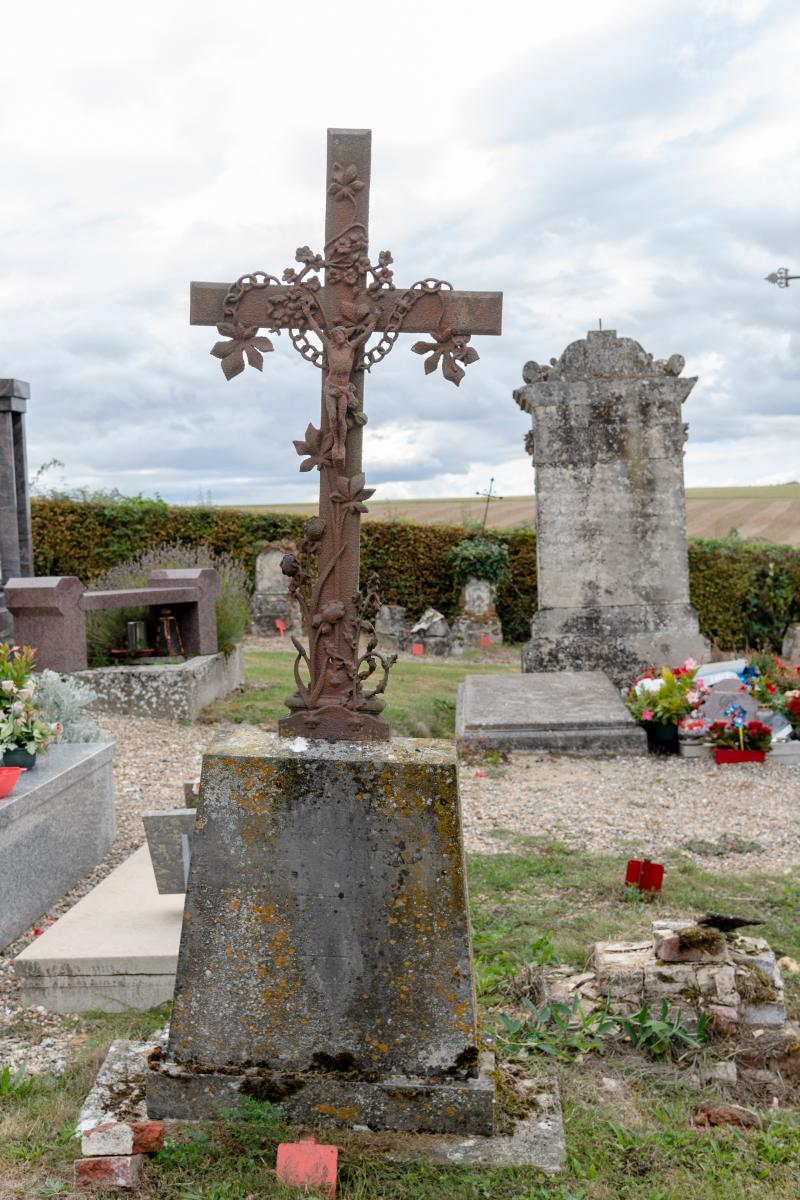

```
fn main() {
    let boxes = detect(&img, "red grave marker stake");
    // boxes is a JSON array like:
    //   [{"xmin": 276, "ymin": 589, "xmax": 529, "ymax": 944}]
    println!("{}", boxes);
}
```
[
  {"xmin": 411, "ymin": 642, "xmax": 424, "ymax": 656},
  {"xmin": 276, "ymin": 1134, "xmax": 337, "ymax": 1197},
  {"xmin": 275, "ymin": 618, "xmax": 287, "ymax": 637},
  {"xmin": 625, "ymin": 859, "xmax": 664, "ymax": 892}
]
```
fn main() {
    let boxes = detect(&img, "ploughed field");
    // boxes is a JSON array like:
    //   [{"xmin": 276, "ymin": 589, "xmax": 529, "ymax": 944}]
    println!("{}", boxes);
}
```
[{"xmin": 230, "ymin": 484, "xmax": 800, "ymax": 545}]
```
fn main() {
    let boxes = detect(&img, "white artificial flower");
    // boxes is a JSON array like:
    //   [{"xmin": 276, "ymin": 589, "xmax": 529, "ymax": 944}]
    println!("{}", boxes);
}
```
[{"xmin": 1, "ymin": 680, "xmax": 16, "ymax": 694}]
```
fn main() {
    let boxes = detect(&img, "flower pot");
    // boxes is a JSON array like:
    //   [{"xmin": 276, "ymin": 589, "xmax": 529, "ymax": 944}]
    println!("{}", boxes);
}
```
[
  {"xmin": 643, "ymin": 721, "xmax": 680, "ymax": 755},
  {"xmin": 0, "ymin": 766, "xmax": 26, "ymax": 798},
  {"xmin": 2, "ymin": 747, "xmax": 37, "ymax": 770},
  {"xmin": 713, "ymin": 749, "xmax": 766, "ymax": 765}
]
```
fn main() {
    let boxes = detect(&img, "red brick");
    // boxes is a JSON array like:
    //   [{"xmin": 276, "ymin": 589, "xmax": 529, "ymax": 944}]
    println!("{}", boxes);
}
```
[
  {"xmin": 74, "ymin": 1154, "xmax": 143, "ymax": 1189},
  {"xmin": 131, "ymin": 1120, "xmax": 164, "ymax": 1153}
]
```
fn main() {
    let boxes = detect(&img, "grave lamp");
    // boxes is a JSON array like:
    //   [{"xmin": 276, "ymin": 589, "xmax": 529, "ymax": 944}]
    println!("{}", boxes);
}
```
[{"xmin": 765, "ymin": 268, "xmax": 799, "ymax": 288}]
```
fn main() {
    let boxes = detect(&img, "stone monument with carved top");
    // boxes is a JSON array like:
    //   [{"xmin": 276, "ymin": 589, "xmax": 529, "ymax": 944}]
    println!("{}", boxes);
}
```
[
  {"xmin": 515, "ymin": 329, "xmax": 708, "ymax": 686},
  {"xmin": 147, "ymin": 129, "xmax": 504, "ymax": 1136}
]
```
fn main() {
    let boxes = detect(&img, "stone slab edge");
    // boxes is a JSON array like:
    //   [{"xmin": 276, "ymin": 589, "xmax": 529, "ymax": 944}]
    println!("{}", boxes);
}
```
[{"xmin": 0, "ymin": 740, "xmax": 115, "ymax": 830}]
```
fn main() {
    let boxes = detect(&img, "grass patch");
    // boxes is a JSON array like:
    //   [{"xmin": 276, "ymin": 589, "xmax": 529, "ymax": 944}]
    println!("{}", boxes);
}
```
[
  {"xmin": 3, "ymin": 855, "xmax": 799, "ymax": 1198},
  {"xmin": 201, "ymin": 649, "xmax": 514, "ymax": 737}
]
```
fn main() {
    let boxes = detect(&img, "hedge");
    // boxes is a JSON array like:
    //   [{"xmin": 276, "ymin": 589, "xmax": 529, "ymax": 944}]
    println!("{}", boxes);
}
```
[{"xmin": 29, "ymin": 498, "xmax": 800, "ymax": 650}]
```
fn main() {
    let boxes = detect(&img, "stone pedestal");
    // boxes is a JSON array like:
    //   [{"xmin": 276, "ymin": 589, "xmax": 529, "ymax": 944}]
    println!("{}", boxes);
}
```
[
  {"xmin": 147, "ymin": 731, "xmax": 492, "ymax": 1135},
  {"xmin": 451, "ymin": 578, "xmax": 503, "ymax": 653},
  {"xmin": 0, "ymin": 379, "xmax": 33, "ymax": 640},
  {"xmin": 514, "ymin": 331, "xmax": 707, "ymax": 687},
  {"xmin": 249, "ymin": 544, "xmax": 303, "ymax": 636}
]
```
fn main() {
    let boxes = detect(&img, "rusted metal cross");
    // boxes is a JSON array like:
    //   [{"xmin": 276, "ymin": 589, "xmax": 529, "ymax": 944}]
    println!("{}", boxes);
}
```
[{"xmin": 191, "ymin": 128, "xmax": 503, "ymax": 741}]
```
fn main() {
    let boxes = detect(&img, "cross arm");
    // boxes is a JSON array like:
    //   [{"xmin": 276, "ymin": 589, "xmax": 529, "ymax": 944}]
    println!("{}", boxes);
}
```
[{"xmin": 190, "ymin": 281, "xmax": 502, "ymax": 336}]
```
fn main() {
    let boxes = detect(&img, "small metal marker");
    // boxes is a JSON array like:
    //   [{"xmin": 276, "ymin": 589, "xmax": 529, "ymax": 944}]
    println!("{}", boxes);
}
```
[
  {"xmin": 475, "ymin": 476, "xmax": 502, "ymax": 533},
  {"xmin": 276, "ymin": 1133, "xmax": 337, "ymax": 1197}
]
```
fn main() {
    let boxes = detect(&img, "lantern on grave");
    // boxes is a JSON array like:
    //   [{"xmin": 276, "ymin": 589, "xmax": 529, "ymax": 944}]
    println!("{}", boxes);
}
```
[{"xmin": 155, "ymin": 609, "xmax": 184, "ymax": 657}]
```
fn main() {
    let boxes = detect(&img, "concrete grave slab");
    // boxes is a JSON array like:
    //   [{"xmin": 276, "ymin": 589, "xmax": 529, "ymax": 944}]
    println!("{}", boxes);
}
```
[
  {"xmin": 14, "ymin": 845, "xmax": 182, "ymax": 1012},
  {"xmin": 0, "ymin": 741, "xmax": 115, "ymax": 949},
  {"xmin": 73, "ymin": 645, "xmax": 244, "ymax": 722},
  {"xmin": 455, "ymin": 670, "xmax": 647, "ymax": 753}
]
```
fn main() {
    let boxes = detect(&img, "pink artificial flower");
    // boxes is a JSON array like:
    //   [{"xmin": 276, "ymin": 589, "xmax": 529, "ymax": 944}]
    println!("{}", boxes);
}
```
[
  {"xmin": 1, "ymin": 681, "xmax": 15, "ymax": 694},
  {"xmin": 51, "ymin": 722, "xmax": 63, "ymax": 735},
  {"xmin": 642, "ymin": 710, "xmax": 654, "ymax": 721},
  {"xmin": 683, "ymin": 657, "xmax": 698, "ymax": 671},
  {"xmin": 686, "ymin": 691, "xmax": 700, "ymax": 705}
]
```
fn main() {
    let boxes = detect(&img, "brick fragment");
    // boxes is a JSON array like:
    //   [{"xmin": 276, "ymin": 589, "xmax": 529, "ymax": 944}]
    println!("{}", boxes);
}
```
[
  {"xmin": 81, "ymin": 1119, "xmax": 164, "ymax": 1157},
  {"xmin": 74, "ymin": 1154, "xmax": 143, "ymax": 1189}
]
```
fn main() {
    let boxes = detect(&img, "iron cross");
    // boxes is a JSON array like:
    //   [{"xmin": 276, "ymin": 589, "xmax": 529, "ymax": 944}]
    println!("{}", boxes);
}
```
[{"xmin": 191, "ymin": 128, "xmax": 503, "ymax": 741}]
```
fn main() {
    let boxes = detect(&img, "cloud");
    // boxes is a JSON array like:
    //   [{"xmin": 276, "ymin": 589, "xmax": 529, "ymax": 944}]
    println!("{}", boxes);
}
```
[{"xmin": 0, "ymin": 0, "xmax": 797, "ymax": 503}]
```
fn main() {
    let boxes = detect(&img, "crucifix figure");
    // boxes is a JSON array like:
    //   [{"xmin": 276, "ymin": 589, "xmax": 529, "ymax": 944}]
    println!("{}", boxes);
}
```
[{"xmin": 191, "ymin": 128, "xmax": 503, "ymax": 741}]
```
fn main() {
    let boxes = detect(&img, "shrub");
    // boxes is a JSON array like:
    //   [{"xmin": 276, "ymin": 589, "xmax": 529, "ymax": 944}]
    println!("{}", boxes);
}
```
[
  {"xmin": 85, "ymin": 542, "xmax": 251, "ymax": 662},
  {"xmin": 447, "ymin": 538, "xmax": 510, "ymax": 591},
  {"xmin": 34, "ymin": 671, "xmax": 103, "ymax": 743}
]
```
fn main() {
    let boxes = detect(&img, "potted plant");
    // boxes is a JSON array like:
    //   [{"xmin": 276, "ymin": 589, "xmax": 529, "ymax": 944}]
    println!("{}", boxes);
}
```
[
  {"xmin": 0, "ymin": 644, "xmax": 61, "ymax": 769},
  {"xmin": 625, "ymin": 660, "xmax": 706, "ymax": 755},
  {"xmin": 708, "ymin": 714, "xmax": 772, "ymax": 764}
]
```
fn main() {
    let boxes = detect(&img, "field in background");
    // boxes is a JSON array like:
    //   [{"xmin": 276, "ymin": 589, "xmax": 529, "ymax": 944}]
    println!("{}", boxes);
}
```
[{"xmin": 228, "ymin": 484, "xmax": 800, "ymax": 545}]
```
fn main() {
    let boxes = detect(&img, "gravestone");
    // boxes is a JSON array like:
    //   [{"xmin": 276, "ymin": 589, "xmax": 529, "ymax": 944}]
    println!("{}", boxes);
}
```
[
  {"xmin": 147, "ymin": 128, "xmax": 504, "ymax": 1135},
  {"xmin": 250, "ymin": 543, "xmax": 303, "ymax": 636},
  {"xmin": 451, "ymin": 578, "xmax": 502, "ymax": 653},
  {"xmin": 0, "ymin": 379, "xmax": 33, "ymax": 640},
  {"xmin": 514, "ymin": 331, "xmax": 708, "ymax": 687}
]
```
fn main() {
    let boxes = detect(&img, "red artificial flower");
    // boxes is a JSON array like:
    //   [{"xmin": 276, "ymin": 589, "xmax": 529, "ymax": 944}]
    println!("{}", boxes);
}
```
[{"xmin": 767, "ymin": 683, "xmax": 778, "ymax": 694}]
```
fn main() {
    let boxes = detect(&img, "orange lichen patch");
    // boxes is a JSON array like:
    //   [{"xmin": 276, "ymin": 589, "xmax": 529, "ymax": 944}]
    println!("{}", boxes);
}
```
[
  {"xmin": 315, "ymin": 1104, "xmax": 359, "ymax": 1122},
  {"xmin": 364, "ymin": 1036, "xmax": 389, "ymax": 1055},
  {"xmin": 226, "ymin": 899, "xmax": 241, "ymax": 913}
]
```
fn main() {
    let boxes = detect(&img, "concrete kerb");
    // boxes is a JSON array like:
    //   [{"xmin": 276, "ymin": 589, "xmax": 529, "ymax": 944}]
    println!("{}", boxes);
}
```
[{"xmin": 72, "ymin": 644, "xmax": 244, "ymax": 721}]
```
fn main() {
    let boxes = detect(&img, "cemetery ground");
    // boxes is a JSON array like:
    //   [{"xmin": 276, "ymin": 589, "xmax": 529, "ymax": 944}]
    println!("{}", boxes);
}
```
[{"xmin": 2, "ymin": 644, "xmax": 800, "ymax": 1197}]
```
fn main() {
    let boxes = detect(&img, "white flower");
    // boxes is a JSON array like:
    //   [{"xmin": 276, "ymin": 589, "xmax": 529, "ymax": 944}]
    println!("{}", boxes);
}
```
[
  {"xmin": 1, "ymin": 681, "xmax": 16, "ymax": 694},
  {"xmin": 18, "ymin": 687, "xmax": 33, "ymax": 700},
  {"xmin": 51, "ymin": 722, "xmax": 64, "ymax": 735},
  {"xmin": 11, "ymin": 701, "xmax": 24, "ymax": 714}
]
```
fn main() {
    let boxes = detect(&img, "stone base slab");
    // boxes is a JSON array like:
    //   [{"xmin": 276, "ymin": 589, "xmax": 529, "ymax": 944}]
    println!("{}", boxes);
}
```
[
  {"xmin": 14, "ymin": 846, "xmax": 181, "ymax": 1011},
  {"xmin": 0, "ymin": 741, "xmax": 116, "ymax": 949},
  {"xmin": 73, "ymin": 645, "xmax": 244, "ymax": 722},
  {"xmin": 147, "ymin": 1054, "xmax": 496, "ymax": 1136},
  {"xmin": 167, "ymin": 733, "xmax": 480, "ymax": 1082},
  {"xmin": 456, "ymin": 671, "xmax": 647, "ymax": 754},
  {"xmin": 523, "ymin": 604, "xmax": 708, "ymax": 689}
]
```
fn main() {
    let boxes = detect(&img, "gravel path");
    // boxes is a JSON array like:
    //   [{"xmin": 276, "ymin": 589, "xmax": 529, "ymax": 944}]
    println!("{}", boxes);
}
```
[{"xmin": 2, "ymin": 714, "xmax": 800, "ymax": 1078}]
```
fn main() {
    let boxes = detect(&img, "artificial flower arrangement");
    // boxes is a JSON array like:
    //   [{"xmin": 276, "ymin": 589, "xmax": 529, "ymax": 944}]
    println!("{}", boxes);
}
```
[
  {"xmin": 0, "ymin": 644, "xmax": 62, "ymax": 765},
  {"xmin": 625, "ymin": 659, "xmax": 707, "ymax": 726},
  {"xmin": 707, "ymin": 714, "xmax": 773, "ymax": 753}
]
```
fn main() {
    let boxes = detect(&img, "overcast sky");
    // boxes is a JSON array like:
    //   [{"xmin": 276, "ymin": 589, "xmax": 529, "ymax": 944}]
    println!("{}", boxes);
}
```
[{"xmin": 1, "ymin": 0, "xmax": 797, "ymax": 505}]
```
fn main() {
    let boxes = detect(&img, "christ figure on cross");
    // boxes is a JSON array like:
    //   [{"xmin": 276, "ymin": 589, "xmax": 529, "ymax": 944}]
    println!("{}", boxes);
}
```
[
  {"xmin": 301, "ymin": 303, "xmax": 376, "ymax": 470},
  {"xmin": 191, "ymin": 128, "xmax": 503, "ymax": 741}
]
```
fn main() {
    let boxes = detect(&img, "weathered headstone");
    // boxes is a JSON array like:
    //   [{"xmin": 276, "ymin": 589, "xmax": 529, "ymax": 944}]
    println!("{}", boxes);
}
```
[
  {"xmin": 374, "ymin": 604, "xmax": 409, "ymax": 653},
  {"xmin": 147, "ymin": 128, "xmax": 503, "ymax": 1135},
  {"xmin": 451, "ymin": 578, "xmax": 503, "ymax": 653},
  {"xmin": 0, "ymin": 379, "xmax": 33, "ymax": 640},
  {"xmin": 410, "ymin": 607, "xmax": 452, "ymax": 656},
  {"xmin": 514, "ymin": 330, "xmax": 708, "ymax": 686},
  {"xmin": 249, "ymin": 543, "xmax": 303, "ymax": 636}
]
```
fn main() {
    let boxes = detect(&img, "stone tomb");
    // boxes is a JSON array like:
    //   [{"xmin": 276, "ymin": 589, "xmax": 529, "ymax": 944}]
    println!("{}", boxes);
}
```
[
  {"xmin": 0, "ymin": 741, "xmax": 115, "ymax": 950},
  {"xmin": 147, "ymin": 731, "xmax": 494, "ymax": 1134},
  {"xmin": 456, "ymin": 670, "xmax": 647, "ymax": 754},
  {"xmin": 515, "ymin": 330, "xmax": 708, "ymax": 687}
]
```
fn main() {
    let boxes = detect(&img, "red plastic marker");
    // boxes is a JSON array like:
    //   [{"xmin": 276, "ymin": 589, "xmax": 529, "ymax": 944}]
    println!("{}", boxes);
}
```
[
  {"xmin": 276, "ymin": 1133, "xmax": 337, "ymax": 1197},
  {"xmin": 479, "ymin": 634, "xmax": 492, "ymax": 647},
  {"xmin": 625, "ymin": 859, "xmax": 664, "ymax": 892},
  {"xmin": 275, "ymin": 618, "xmax": 287, "ymax": 637},
  {"xmin": 411, "ymin": 642, "xmax": 424, "ymax": 656}
]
